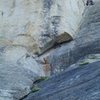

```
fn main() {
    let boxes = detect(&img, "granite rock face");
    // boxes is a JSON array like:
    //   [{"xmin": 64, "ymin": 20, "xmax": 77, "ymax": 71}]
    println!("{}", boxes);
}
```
[
  {"xmin": 0, "ymin": 63, "xmax": 35, "ymax": 100},
  {"xmin": 0, "ymin": 51, "xmax": 45, "ymax": 100},
  {"xmin": 45, "ymin": 0, "xmax": 100, "ymax": 75},
  {"xmin": 23, "ymin": 0, "xmax": 100, "ymax": 100},
  {"xmin": 0, "ymin": 0, "xmax": 86, "ymax": 99},
  {"xmin": 24, "ymin": 61, "xmax": 100, "ymax": 100},
  {"xmin": 0, "ymin": 0, "xmax": 85, "ymax": 54},
  {"xmin": 0, "ymin": 0, "xmax": 99, "ymax": 100}
]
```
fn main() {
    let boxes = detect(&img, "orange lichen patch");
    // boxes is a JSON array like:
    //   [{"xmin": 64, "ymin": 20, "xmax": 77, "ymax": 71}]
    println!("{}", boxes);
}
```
[
  {"xmin": 42, "ymin": 58, "xmax": 50, "ymax": 75},
  {"xmin": 43, "ymin": 64, "xmax": 50, "ymax": 73}
]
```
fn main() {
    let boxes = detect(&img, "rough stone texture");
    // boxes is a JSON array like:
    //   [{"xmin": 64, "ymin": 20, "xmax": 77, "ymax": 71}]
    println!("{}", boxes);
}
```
[
  {"xmin": 45, "ymin": 0, "xmax": 100, "ymax": 75},
  {"xmin": 0, "ymin": 39, "xmax": 45, "ymax": 100},
  {"xmin": 39, "ymin": 32, "xmax": 73, "ymax": 55},
  {"xmin": 0, "ymin": 49, "xmax": 45, "ymax": 100},
  {"xmin": 12, "ymin": 34, "xmax": 39, "ymax": 54},
  {"xmin": 0, "ymin": 0, "xmax": 85, "ymax": 54},
  {"xmin": 0, "ymin": 0, "xmax": 99, "ymax": 100},
  {"xmin": 0, "ymin": 63, "xmax": 35, "ymax": 100},
  {"xmin": 3, "ymin": 45, "xmax": 27, "ymax": 63},
  {"xmin": 0, "ymin": 1, "xmax": 86, "ymax": 99},
  {"xmin": 23, "ymin": 0, "xmax": 100, "ymax": 99},
  {"xmin": 24, "ymin": 61, "xmax": 100, "ymax": 100}
]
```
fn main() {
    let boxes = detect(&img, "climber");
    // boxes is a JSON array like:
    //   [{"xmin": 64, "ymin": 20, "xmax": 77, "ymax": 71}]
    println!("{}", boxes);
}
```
[{"xmin": 86, "ymin": 0, "xmax": 94, "ymax": 6}]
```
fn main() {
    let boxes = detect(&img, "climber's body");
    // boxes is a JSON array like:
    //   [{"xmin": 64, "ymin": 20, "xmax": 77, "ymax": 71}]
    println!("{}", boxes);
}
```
[{"xmin": 86, "ymin": 0, "xmax": 94, "ymax": 6}]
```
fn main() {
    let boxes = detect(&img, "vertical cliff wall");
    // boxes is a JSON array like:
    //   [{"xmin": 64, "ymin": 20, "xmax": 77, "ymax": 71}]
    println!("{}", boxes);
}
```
[
  {"xmin": 0, "ymin": 0, "xmax": 87, "ymax": 100},
  {"xmin": 24, "ymin": 0, "xmax": 100, "ymax": 99},
  {"xmin": 0, "ymin": 0, "xmax": 85, "ymax": 55}
]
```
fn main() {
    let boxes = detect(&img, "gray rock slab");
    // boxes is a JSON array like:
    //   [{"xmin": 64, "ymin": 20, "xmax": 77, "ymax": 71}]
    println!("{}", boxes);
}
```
[
  {"xmin": 24, "ymin": 61, "xmax": 100, "ymax": 100},
  {"xmin": 0, "ymin": 63, "xmax": 37, "ymax": 100},
  {"xmin": 46, "ymin": 1, "xmax": 100, "ymax": 75}
]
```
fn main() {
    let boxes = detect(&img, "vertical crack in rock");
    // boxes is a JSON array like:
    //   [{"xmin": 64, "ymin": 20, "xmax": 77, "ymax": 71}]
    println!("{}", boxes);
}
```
[
  {"xmin": 39, "ymin": 0, "xmax": 53, "ymax": 48},
  {"xmin": 39, "ymin": 0, "xmax": 61, "ymax": 49}
]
